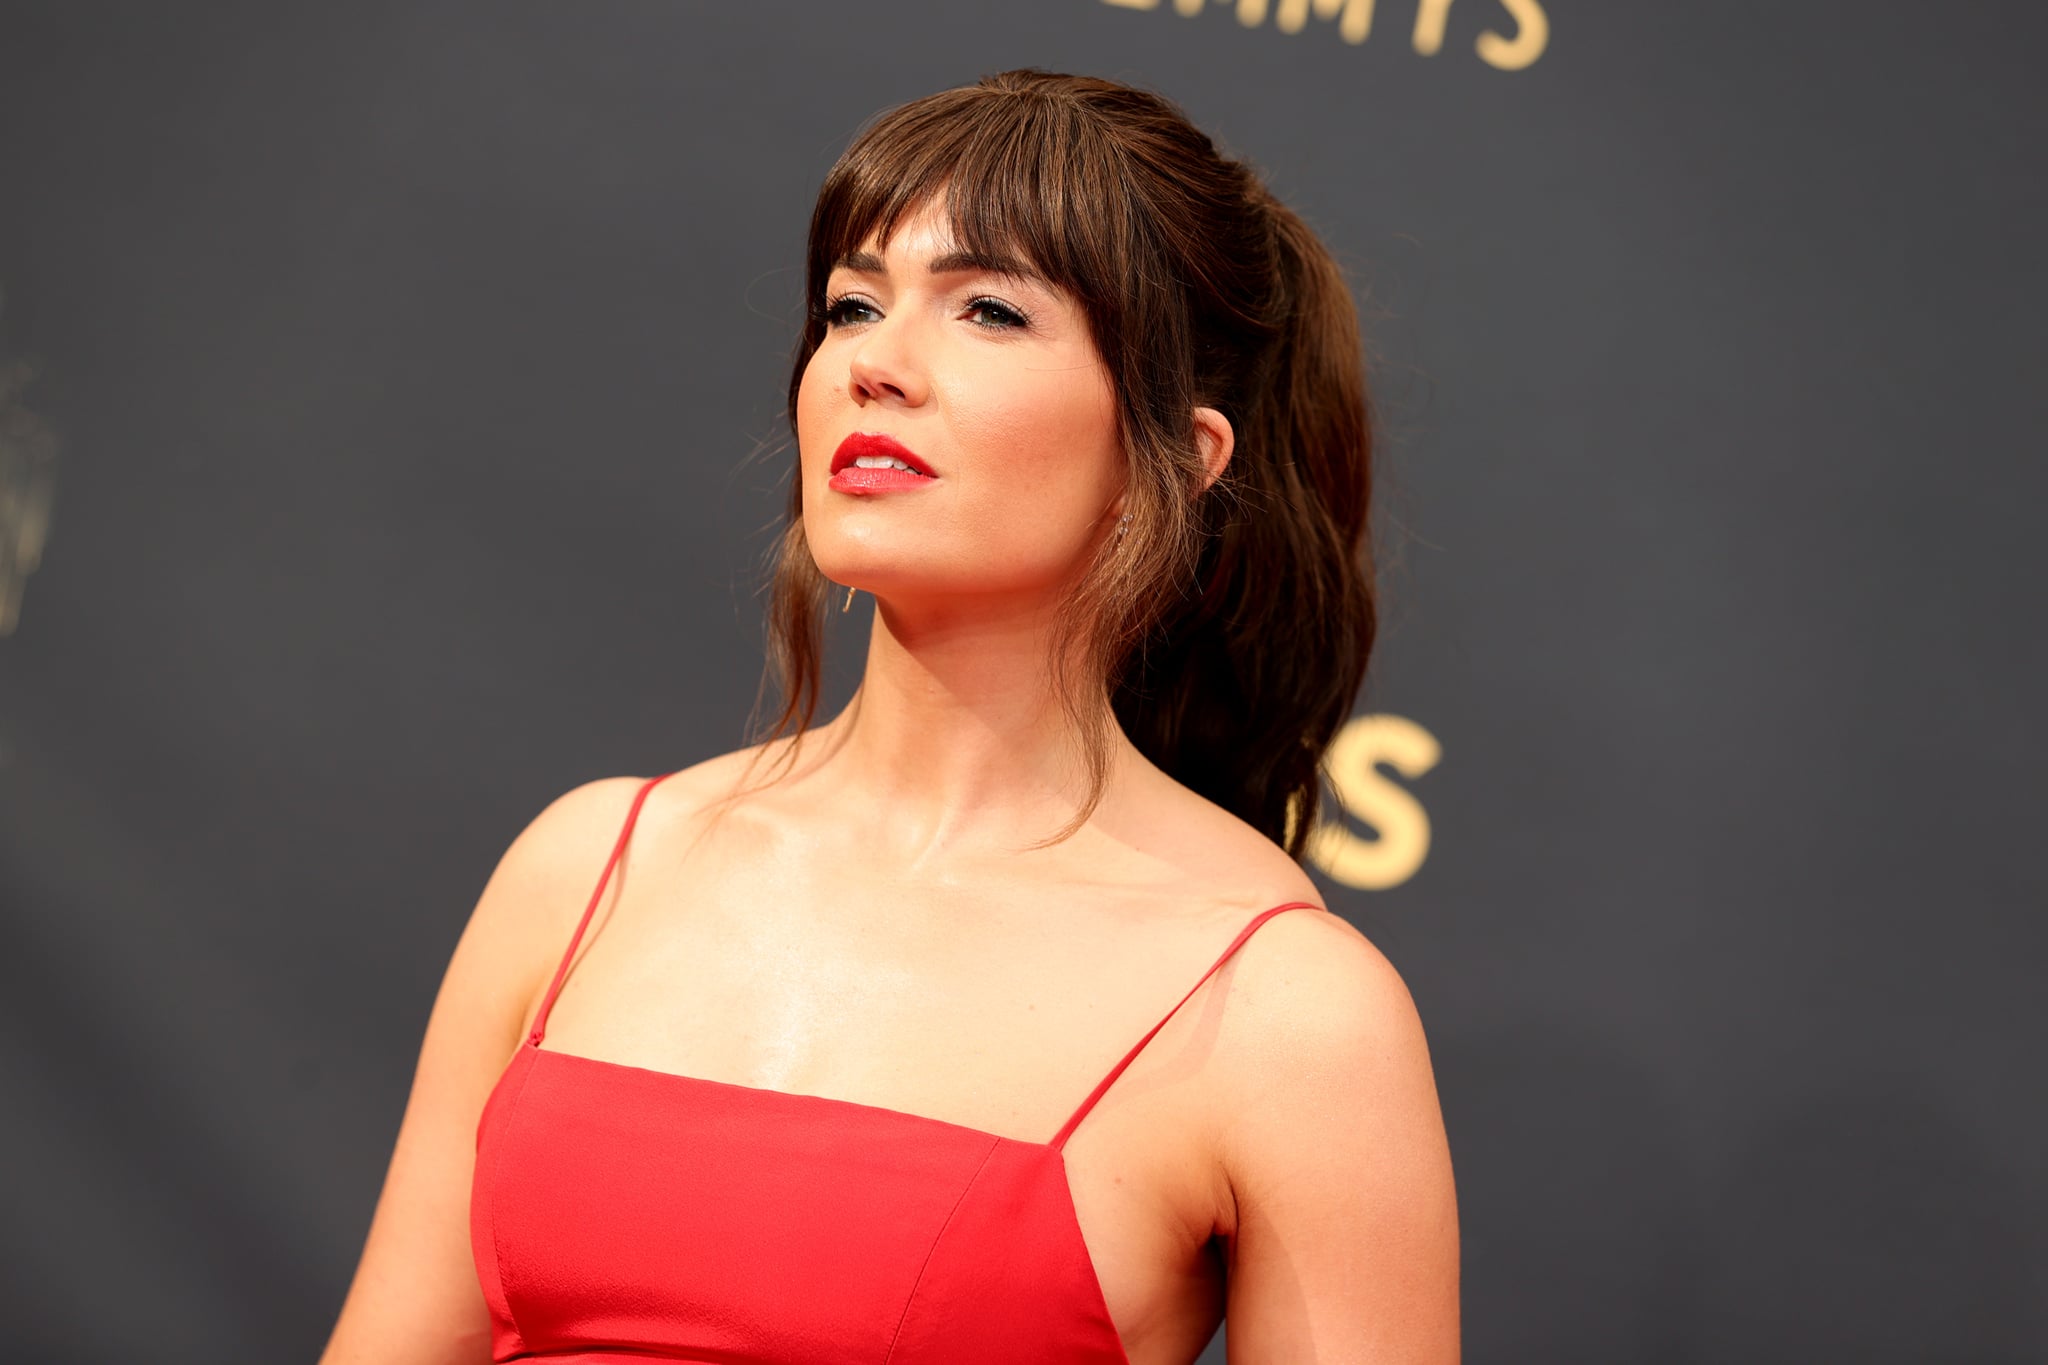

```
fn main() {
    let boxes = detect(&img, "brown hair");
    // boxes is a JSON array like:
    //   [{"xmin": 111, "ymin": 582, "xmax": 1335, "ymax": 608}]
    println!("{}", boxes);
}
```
[{"xmin": 754, "ymin": 70, "xmax": 1375, "ymax": 859}]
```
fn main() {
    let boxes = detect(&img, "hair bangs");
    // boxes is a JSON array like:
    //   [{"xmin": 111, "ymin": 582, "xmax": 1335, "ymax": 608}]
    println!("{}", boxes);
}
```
[{"xmin": 803, "ymin": 89, "xmax": 1134, "ymax": 328}]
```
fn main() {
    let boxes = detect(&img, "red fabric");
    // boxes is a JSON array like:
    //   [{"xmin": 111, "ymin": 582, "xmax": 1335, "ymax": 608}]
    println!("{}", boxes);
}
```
[{"xmin": 470, "ymin": 771, "xmax": 1322, "ymax": 1362}]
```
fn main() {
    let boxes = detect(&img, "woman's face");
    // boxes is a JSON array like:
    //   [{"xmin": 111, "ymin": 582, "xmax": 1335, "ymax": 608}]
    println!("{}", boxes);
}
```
[{"xmin": 795, "ymin": 198, "xmax": 1123, "ymax": 612}]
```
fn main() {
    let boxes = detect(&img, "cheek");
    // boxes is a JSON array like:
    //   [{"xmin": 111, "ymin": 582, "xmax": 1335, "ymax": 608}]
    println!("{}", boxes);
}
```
[
  {"xmin": 794, "ymin": 349, "xmax": 840, "ymax": 519},
  {"xmin": 794, "ymin": 350, "xmax": 831, "ymax": 464},
  {"xmin": 951, "ymin": 362, "xmax": 1121, "ymax": 506},
  {"xmin": 936, "ymin": 378, "xmax": 1120, "ymax": 588}
]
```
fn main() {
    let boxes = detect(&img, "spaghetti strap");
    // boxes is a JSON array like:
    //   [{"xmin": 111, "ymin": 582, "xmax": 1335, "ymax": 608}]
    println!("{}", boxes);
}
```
[
  {"xmin": 528, "ymin": 772, "xmax": 679, "ymax": 1044},
  {"xmin": 1047, "ymin": 900, "xmax": 1324, "ymax": 1151}
]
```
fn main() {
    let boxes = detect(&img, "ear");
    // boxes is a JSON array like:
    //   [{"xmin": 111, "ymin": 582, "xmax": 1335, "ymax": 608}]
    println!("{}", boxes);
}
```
[{"xmin": 1193, "ymin": 405, "xmax": 1235, "ymax": 493}]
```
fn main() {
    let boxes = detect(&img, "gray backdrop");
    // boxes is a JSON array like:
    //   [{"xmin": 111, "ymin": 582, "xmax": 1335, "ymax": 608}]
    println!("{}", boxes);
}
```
[{"xmin": 2, "ymin": 2, "xmax": 2042, "ymax": 1362}]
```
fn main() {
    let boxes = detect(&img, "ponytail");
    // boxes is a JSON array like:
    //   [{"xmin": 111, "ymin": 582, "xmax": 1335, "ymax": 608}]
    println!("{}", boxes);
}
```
[{"xmin": 1110, "ymin": 195, "xmax": 1375, "ymax": 857}]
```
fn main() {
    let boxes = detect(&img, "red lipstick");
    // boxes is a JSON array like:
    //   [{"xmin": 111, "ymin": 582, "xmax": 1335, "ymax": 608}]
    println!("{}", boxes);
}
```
[{"xmin": 829, "ymin": 432, "xmax": 938, "ymax": 495}]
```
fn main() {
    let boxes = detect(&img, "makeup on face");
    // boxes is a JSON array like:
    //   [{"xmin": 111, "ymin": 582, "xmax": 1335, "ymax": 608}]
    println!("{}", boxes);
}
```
[
  {"xmin": 828, "ymin": 431, "xmax": 939, "ymax": 496},
  {"xmin": 796, "ymin": 198, "xmax": 1123, "ymax": 604}
]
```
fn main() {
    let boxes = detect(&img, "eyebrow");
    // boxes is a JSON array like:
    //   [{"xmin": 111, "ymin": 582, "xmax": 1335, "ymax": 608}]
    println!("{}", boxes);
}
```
[{"xmin": 832, "ymin": 247, "xmax": 1047, "ymax": 287}]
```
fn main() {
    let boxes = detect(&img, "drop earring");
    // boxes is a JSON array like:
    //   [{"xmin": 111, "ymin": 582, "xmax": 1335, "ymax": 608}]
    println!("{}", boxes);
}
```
[
  {"xmin": 1115, "ymin": 511, "xmax": 1132, "ymax": 545},
  {"xmin": 842, "ymin": 584, "xmax": 857, "ymax": 612}
]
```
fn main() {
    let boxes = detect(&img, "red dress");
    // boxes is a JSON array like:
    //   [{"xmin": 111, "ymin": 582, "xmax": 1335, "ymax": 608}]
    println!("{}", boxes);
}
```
[{"xmin": 470, "ymin": 771, "xmax": 1321, "ymax": 1362}]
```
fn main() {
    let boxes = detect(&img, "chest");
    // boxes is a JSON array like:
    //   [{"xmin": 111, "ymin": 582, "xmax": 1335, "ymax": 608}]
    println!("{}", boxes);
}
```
[{"xmin": 525, "ymin": 878, "xmax": 1239, "ymax": 1359}]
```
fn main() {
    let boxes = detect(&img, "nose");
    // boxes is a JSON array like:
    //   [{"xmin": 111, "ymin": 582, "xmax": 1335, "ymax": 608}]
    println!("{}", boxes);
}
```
[{"xmin": 845, "ymin": 314, "xmax": 929, "ymax": 408}]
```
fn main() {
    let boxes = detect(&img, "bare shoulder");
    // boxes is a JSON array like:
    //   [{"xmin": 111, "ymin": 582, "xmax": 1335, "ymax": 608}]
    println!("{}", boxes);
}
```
[
  {"xmin": 1123, "ymin": 780, "xmax": 1428, "ymax": 1103},
  {"xmin": 646, "ymin": 739, "xmax": 797, "ymax": 812},
  {"xmin": 500, "ymin": 743, "xmax": 781, "ymax": 897},
  {"xmin": 467, "ymin": 754, "xmax": 747, "ymax": 945},
  {"xmin": 1206, "ymin": 905, "xmax": 1460, "ymax": 1359},
  {"xmin": 1210, "ymin": 902, "xmax": 1436, "ymax": 1164},
  {"xmin": 478, "ymin": 774, "xmax": 658, "ymax": 929},
  {"xmin": 491, "ymin": 735, "xmax": 819, "ymax": 928},
  {"xmin": 1223, "ymin": 905, "xmax": 1419, "ymax": 1059}
]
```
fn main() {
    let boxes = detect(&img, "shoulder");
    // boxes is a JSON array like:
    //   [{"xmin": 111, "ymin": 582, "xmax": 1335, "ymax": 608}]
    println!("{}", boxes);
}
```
[
  {"xmin": 486, "ymin": 773, "xmax": 664, "ymax": 911},
  {"xmin": 451, "ymin": 775, "xmax": 655, "ymax": 992},
  {"xmin": 1207, "ymin": 902, "xmax": 1444, "ymax": 1189},
  {"xmin": 1223, "ymin": 905, "xmax": 1417, "ymax": 1053},
  {"xmin": 490, "ymin": 732, "xmax": 841, "ymax": 926},
  {"xmin": 454, "ymin": 752, "xmax": 782, "ymax": 1033},
  {"xmin": 505, "ymin": 743, "xmax": 783, "ymax": 881},
  {"xmin": 464, "ymin": 752, "xmax": 765, "ymax": 968},
  {"xmin": 1205, "ymin": 907, "xmax": 1459, "ymax": 1353}
]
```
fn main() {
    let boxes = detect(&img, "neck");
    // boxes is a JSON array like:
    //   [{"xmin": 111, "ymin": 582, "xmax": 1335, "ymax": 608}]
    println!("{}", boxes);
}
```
[{"xmin": 808, "ymin": 591, "xmax": 1122, "ymax": 856}]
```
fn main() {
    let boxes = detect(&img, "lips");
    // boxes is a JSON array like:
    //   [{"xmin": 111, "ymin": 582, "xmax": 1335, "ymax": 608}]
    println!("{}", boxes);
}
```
[
  {"xmin": 830, "ymin": 432, "xmax": 936, "ymax": 477},
  {"xmin": 828, "ymin": 432, "xmax": 939, "ymax": 495}
]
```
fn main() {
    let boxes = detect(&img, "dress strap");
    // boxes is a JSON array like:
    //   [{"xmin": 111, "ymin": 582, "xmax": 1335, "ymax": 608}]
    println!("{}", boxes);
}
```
[
  {"xmin": 1047, "ymin": 900, "xmax": 1324, "ymax": 1151},
  {"xmin": 528, "ymin": 772, "xmax": 678, "ymax": 1045}
]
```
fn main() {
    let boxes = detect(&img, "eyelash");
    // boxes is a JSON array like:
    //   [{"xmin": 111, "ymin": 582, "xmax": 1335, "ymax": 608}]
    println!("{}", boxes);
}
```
[
  {"xmin": 814, "ymin": 293, "xmax": 1032, "ymax": 332},
  {"xmin": 963, "ymin": 296, "xmax": 1031, "ymax": 330}
]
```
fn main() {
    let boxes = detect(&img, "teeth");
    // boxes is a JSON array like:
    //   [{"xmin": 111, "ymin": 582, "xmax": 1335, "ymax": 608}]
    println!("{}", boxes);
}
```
[{"xmin": 852, "ymin": 455, "xmax": 918, "ymax": 472}]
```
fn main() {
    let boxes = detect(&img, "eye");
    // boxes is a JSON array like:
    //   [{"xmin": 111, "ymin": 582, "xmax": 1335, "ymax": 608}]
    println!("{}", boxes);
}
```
[
  {"xmin": 816, "ymin": 294, "xmax": 879, "ymax": 328},
  {"xmin": 963, "ymin": 296, "xmax": 1031, "ymax": 331}
]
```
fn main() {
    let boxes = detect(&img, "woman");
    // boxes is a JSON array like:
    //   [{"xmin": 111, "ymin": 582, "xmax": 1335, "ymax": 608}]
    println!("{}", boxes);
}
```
[{"xmin": 321, "ymin": 70, "xmax": 1457, "ymax": 1364}]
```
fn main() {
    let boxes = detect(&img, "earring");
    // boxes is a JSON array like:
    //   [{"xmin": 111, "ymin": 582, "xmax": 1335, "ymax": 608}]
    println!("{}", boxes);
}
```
[
  {"xmin": 1115, "ymin": 511, "xmax": 1132, "ymax": 544},
  {"xmin": 841, "ymin": 584, "xmax": 857, "ymax": 613}
]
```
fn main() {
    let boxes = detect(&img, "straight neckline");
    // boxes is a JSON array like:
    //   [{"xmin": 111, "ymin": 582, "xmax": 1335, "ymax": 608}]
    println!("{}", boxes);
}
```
[
  {"xmin": 504, "ymin": 1038, "xmax": 1136, "ymax": 1365},
  {"xmin": 526, "ymin": 1037, "xmax": 1073, "ymax": 1152}
]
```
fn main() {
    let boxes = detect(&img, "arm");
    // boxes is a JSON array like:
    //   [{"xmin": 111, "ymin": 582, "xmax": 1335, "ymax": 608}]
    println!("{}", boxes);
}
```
[
  {"xmin": 1215, "ymin": 910, "xmax": 1460, "ymax": 1363},
  {"xmin": 317, "ymin": 777, "xmax": 650, "ymax": 1365}
]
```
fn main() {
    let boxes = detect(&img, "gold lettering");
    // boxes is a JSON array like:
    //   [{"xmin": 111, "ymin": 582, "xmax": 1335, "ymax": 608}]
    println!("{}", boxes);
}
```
[
  {"xmin": 1307, "ymin": 713, "xmax": 1439, "ymax": 891},
  {"xmin": 1101, "ymin": 0, "xmax": 1546, "ymax": 69},
  {"xmin": 1411, "ymin": 0, "xmax": 1452, "ymax": 55},
  {"xmin": 1414, "ymin": 0, "xmax": 1549, "ymax": 66},
  {"xmin": 1478, "ymin": 0, "xmax": 1548, "ymax": 69},
  {"xmin": 1273, "ymin": 0, "xmax": 1374, "ymax": 42}
]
